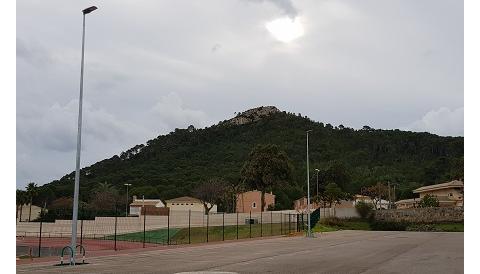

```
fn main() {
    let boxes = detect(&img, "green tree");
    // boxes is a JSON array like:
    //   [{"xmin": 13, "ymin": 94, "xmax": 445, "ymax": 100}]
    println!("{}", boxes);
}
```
[
  {"xmin": 241, "ymin": 144, "xmax": 293, "ymax": 211},
  {"xmin": 355, "ymin": 201, "xmax": 374, "ymax": 219},
  {"xmin": 419, "ymin": 194, "xmax": 439, "ymax": 208},
  {"xmin": 89, "ymin": 182, "xmax": 119, "ymax": 212},
  {"xmin": 323, "ymin": 183, "xmax": 344, "ymax": 207},
  {"xmin": 26, "ymin": 182, "xmax": 38, "ymax": 222},
  {"xmin": 323, "ymin": 161, "xmax": 351, "ymax": 191},
  {"xmin": 16, "ymin": 189, "xmax": 27, "ymax": 222}
]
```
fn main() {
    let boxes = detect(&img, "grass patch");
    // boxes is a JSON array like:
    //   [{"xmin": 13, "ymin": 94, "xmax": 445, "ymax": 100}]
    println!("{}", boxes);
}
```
[
  {"xmin": 17, "ymin": 255, "xmax": 31, "ymax": 259},
  {"xmin": 107, "ymin": 228, "xmax": 180, "ymax": 244},
  {"xmin": 313, "ymin": 217, "xmax": 371, "ymax": 232},
  {"xmin": 170, "ymin": 223, "xmax": 294, "ymax": 244},
  {"xmin": 432, "ymin": 223, "xmax": 463, "ymax": 232},
  {"xmin": 108, "ymin": 222, "xmax": 298, "ymax": 245},
  {"xmin": 312, "ymin": 224, "xmax": 339, "ymax": 233}
]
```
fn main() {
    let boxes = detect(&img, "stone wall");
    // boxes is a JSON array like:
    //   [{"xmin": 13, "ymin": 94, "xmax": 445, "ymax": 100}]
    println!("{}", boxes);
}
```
[{"xmin": 374, "ymin": 207, "xmax": 463, "ymax": 223}]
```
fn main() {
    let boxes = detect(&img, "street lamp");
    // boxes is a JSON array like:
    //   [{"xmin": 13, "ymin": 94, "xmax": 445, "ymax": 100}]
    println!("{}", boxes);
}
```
[
  {"xmin": 306, "ymin": 130, "xmax": 314, "ymax": 237},
  {"xmin": 124, "ymin": 183, "xmax": 132, "ymax": 216},
  {"xmin": 315, "ymin": 168, "xmax": 320, "ymax": 198},
  {"xmin": 71, "ymin": 5, "xmax": 98, "ymax": 265}
]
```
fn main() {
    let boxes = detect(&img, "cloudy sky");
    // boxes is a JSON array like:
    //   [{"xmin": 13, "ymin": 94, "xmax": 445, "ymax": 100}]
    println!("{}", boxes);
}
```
[{"xmin": 16, "ymin": 0, "xmax": 463, "ymax": 188}]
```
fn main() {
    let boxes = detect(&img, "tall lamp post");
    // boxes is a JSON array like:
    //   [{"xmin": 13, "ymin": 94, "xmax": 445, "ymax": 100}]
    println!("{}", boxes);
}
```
[
  {"xmin": 71, "ymin": 5, "xmax": 98, "ymax": 265},
  {"xmin": 315, "ymin": 168, "xmax": 320, "ymax": 198},
  {"xmin": 306, "ymin": 130, "xmax": 313, "ymax": 237},
  {"xmin": 124, "ymin": 183, "xmax": 132, "ymax": 216}
]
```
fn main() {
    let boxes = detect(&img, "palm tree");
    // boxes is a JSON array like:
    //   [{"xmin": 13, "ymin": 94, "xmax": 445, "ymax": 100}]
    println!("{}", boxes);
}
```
[
  {"xmin": 16, "ymin": 190, "xmax": 26, "ymax": 222},
  {"xmin": 95, "ymin": 182, "xmax": 115, "ymax": 193},
  {"xmin": 26, "ymin": 182, "xmax": 38, "ymax": 222}
]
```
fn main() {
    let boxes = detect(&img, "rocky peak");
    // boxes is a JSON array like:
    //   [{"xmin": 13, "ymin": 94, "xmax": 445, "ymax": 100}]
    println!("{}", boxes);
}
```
[{"xmin": 224, "ymin": 106, "xmax": 280, "ymax": 126}]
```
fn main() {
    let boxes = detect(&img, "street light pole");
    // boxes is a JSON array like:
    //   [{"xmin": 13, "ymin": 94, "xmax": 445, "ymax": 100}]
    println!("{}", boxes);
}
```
[
  {"xmin": 124, "ymin": 183, "xmax": 132, "ymax": 216},
  {"xmin": 306, "ymin": 130, "xmax": 313, "ymax": 237},
  {"xmin": 71, "ymin": 6, "xmax": 98, "ymax": 265}
]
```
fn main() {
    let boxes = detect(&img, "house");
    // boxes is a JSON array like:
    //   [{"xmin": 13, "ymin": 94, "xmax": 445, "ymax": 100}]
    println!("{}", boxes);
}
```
[
  {"xmin": 236, "ymin": 190, "xmax": 275, "ymax": 213},
  {"xmin": 129, "ymin": 196, "xmax": 168, "ymax": 216},
  {"xmin": 165, "ymin": 196, "xmax": 217, "ymax": 214},
  {"xmin": 413, "ymin": 180, "xmax": 464, "ymax": 208},
  {"xmin": 293, "ymin": 197, "xmax": 320, "ymax": 212}
]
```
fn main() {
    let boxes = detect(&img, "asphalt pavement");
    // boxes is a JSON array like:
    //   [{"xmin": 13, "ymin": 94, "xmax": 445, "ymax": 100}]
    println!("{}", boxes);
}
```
[{"xmin": 16, "ymin": 230, "xmax": 463, "ymax": 274}]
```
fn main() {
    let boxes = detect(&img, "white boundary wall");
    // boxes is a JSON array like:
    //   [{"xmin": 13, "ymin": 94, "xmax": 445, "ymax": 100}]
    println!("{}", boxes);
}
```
[{"xmin": 16, "ymin": 210, "xmax": 304, "ymax": 237}]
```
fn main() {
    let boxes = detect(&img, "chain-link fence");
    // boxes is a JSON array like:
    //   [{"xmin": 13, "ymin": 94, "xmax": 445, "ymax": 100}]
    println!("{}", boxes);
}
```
[{"xmin": 16, "ymin": 208, "xmax": 307, "ymax": 258}]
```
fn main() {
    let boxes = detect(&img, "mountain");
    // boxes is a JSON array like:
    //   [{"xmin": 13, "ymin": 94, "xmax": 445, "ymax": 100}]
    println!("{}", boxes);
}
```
[{"xmin": 36, "ymin": 106, "xmax": 464, "ymax": 210}]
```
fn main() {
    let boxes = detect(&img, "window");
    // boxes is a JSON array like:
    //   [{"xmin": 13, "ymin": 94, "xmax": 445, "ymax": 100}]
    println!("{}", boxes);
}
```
[{"xmin": 252, "ymin": 202, "xmax": 256, "ymax": 208}]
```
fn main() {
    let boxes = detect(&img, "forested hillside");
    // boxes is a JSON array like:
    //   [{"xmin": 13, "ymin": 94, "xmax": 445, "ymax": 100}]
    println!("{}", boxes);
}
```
[{"xmin": 33, "ymin": 107, "xmax": 464, "ymax": 211}]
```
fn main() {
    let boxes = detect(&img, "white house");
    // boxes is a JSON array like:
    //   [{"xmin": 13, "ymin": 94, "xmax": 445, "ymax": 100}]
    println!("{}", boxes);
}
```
[{"xmin": 129, "ymin": 196, "xmax": 165, "ymax": 216}]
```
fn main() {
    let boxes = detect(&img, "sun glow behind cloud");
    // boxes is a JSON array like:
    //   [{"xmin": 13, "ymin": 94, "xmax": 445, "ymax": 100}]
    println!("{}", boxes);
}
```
[{"xmin": 265, "ymin": 16, "xmax": 304, "ymax": 43}]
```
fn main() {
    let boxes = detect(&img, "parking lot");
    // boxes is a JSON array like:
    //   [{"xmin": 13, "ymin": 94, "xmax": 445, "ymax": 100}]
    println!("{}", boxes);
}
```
[{"xmin": 17, "ymin": 230, "xmax": 463, "ymax": 274}]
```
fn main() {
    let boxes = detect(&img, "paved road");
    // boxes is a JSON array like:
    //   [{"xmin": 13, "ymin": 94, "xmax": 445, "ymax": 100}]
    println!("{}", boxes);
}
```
[{"xmin": 17, "ymin": 230, "xmax": 463, "ymax": 274}]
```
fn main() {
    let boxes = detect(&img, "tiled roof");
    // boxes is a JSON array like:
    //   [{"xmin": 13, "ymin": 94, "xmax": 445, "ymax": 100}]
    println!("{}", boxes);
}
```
[
  {"xmin": 395, "ymin": 198, "xmax": 418, "ymax": 204},
  {"xmin": 130, "ymin": 199, "xmax": 164, "ymax": 206},
  {"xmin": 165, "ymin": 196, "xmax": 202, "ymax": 203},
  {"xmin": 413, "ymin": 180, "xmax": 463, "ymax": 193}
]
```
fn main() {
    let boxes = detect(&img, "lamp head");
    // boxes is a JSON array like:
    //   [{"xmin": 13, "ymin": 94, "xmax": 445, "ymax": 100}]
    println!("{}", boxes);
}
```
[{"xmin": 82, "ymin": 6, "xmax": 98, "ymax": 14}]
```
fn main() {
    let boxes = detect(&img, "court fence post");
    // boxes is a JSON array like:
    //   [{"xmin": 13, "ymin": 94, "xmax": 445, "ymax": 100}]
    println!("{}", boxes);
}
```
[
  {"xmin": 143, "ymin": 207, "xmax": 146, "ymax": 248},
  {"xmin": 249, "ymin": 211, "xmax": 252, "ymax": 238},
  {"xmin": 236, "ymin": 212, "xmax": 239, "ymax": 240},
  {"xmin": 222, "ymin": 212, "xmax": 225, "ymax": 241},
  {"xmin": 114, "ymin": 205, "xmax": 118, "ymax": 251},
  {"xmin": 188, "ymin": 210, "xmax": 191, "ymax": 244},
  {"xmin": 280, "ymin": 213, "xmax": 283, "ymax": 235},
  {"xmin": 260, "ymin": 211, "xmax": 263, "ymax": 237},
  {"xmin": 167, "ymin": 210, "xmax": 170, "ymax": 245},
  {"xmin": 270, "ymin": 211, "xmax": 273, "ymax": 236},
  {"xmin": 295, "ymin": 213, "xmax": 299, "ymax": 232},
  {"xmin": 206, "ymin": 213, "xmax": 209, "ymax": 243},
  {"xmin": 287, "ymin": 213, "xmax": 292, "ymax": 234},
  {"xmin": 38, "ymin": 218, "xmax": 43, "ymax": 257},
  {"xmin": 301, "ymin": 213, "xmax": 304, "ymax": 231},
  {"xmin": 80, "ymin": 219, "xmax": 83, "ymax": 247}
]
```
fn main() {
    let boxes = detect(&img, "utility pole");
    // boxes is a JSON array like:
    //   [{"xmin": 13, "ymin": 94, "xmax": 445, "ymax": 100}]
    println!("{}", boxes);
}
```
[{"xmin": 306, "ymin": 130, "xmax": 313, "ymax": 238}]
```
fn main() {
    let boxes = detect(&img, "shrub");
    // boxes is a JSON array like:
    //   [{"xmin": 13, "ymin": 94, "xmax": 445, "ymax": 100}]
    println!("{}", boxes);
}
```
[
  {"xmin": 355, "ymin": 201, "xmax": 374, "ymax": 219},
  {"xmin": 406, "ymin": 224, "xmax": 441, "ymax": 232},
  {"xmin": 320, "ymin": 217, "xmax": 346, "ymax": 227},
  {"xmin": 419, "ymin": 194, "xmax": 440, "ymax": 208}
]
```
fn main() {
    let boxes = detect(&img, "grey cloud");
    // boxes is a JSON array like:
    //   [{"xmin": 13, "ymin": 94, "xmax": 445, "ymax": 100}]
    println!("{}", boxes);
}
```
[
  {"xmin": 149, "ymin": 92, "xmax": 212, "ymax": 131},
  {"xmin": 17, "ymin": 100, "xmax": 148, "ymax": 153},
  {"xmin": 245, "ymin": 0, "xmax": 298, "ymax": 17},
  {"xmin": 403, "ymin": 107, "xmax": 464, "ymax": 137},
  {"xmin": 16, "ymin": 38, "xmax": 53, "ymax": 67},
  {"xmin": 16, "ymin": 0, "xmax": 463, "ymax": 188}
]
